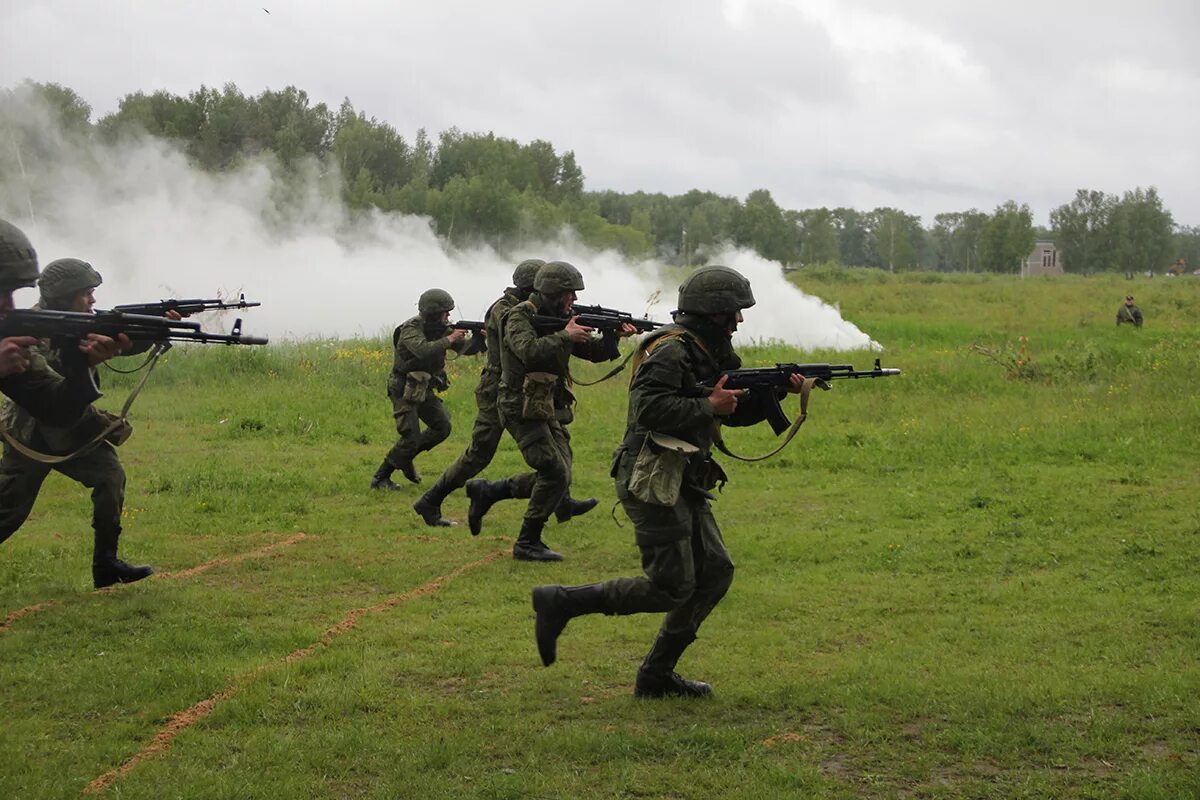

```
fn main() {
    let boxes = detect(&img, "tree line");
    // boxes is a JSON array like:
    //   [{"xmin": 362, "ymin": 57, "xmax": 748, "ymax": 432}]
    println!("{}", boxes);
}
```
[{"xmin": 4, "ymin": 81, "xmax": 1198, "ymax": 273}]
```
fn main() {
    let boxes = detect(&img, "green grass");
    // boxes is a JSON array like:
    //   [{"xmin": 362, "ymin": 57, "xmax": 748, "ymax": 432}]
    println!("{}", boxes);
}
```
[{"xmin": 1, "ymin": 272, "xmax": 1198, "ymax": 798}]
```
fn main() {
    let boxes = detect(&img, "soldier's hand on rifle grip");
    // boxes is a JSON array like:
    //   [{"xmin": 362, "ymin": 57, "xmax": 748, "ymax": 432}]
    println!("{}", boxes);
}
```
[
  {"xmin": 0, "ymin": 336, "xmax": 38, "ymax": 377},
  {"xmin": 564, "ymin": 316, "xmax": 594, "ymax": 344},
  {"xmin": 165, "ymin": 310, "xmax": 185, "ymax": 321},
  {"xmin": 81, "ymin": 333, "xmax": 131, "ymax": 365},
  {"xmin": 708, "ymin": 374, "xmax": 746, "ymax": 415},
  {"xmin": 447, "ymin": 328, "xmax": 467, "ymax": 345},
  {"xmin": 617, "ymin": 322, "xmax": 638, "ymax": 338},
  {"xmin": 786, "ymin": 373, "xmax": 806, "ymax": 393}
]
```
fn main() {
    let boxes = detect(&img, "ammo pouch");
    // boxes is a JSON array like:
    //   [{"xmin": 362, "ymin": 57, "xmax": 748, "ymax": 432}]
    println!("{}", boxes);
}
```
[
  {"xmin": 97, "ymin": 409, "xmax": 134, "ymax": 447},
  {"xmin": 521, "ymin": 371, "xmax": 558, "ymax": 421},
  {"xmin": 402, "ymin": 371, "xmax": 432, "ymax": 404},
  {"xmin": 628, "ymin": 432, "xmax": 699, "ymax": 507}
]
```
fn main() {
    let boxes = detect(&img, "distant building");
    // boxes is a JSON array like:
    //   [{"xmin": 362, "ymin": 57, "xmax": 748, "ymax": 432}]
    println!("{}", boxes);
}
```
[{"xmin": 1022, "ymin": 240, "xmax": 1063, "ymax": 277}]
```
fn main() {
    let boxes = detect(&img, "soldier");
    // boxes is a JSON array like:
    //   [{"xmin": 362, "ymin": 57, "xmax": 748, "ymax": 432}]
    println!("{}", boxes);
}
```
[
  {"xmin": 480, "ymin": 260, "xmax": 635, "ymax": 561},
  {"xmin": 1116, "ymin": 295, "xmax": 1143, "ymax": 327},
  {"xmin": 370, "ymin": 289, "xmax": 475, "ymax": 491},
  {"xmin": 529, "ymin": 265, "xmax": 805, "ymax": 698},
  {"xmin": 0, "ymin": 219, "xmax": 124, "ymax": 424},
  {"xmin": 0, "ymin": 257, "xmax": 154, "ymax": 588},
  {"xmin": 412, "ymin": 259, "xmax": 544, "ymax": 527}
]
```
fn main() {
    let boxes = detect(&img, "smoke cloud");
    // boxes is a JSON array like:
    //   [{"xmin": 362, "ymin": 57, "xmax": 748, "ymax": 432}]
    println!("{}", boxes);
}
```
[{"xmin": 1, "ymin": 91, "xmax": 878, "ymax": 350}]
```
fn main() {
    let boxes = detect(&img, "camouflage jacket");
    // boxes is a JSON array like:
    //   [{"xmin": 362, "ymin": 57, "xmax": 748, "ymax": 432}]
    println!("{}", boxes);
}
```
[
  {"xmin": 614, "ymin": 317, "xmax": 777, "ymax": 495},
  {"xmin": 497, "ymin": 294, "xmax": 620, "ymax": 424},
  {"xmin": 389, "ymin": 315, "xmax": 468, "ymax": 395},
  {"xmin": 475, "ymin": 287, "xmax": 525, "ymax": 400},
  {"xmin": 0, "ymin": 337, "xmax": 108, "ymax": 452},
  {"xmin": 1116, "ymin": 304, "xmax": 1143, "ymax": 327}
]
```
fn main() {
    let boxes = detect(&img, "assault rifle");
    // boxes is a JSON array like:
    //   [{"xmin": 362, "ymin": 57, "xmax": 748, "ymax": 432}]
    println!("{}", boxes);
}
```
[
  {"xmin": 450, "ymin": 320, "xmax": 487, "ymax": 356},
  {"xmin": 0, "ymin": 309, "xmax": 269, "ymax": 347},
  {"xmin": 568, "ymin": 304, "xmax": 664, "ymax": 333},
  {"xmin": 533, "ymin": 309, "xmax": 665, "ymax": 334},
  {"xmin": 696, "ymin": 359, "xmax": 901, "ymax": 435},
  {"xmin": 112, "ymin": 293, "xmax": 261, "ymax": 317}
]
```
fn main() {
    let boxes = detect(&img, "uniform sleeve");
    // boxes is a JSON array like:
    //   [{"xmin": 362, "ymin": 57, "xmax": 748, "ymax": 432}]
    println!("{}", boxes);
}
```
[
  {"xmin": 571, "ymin": 330, "xmax": 620, "ymax": 363},
  {"xmin": 0, "ymin": 350, "xmax": 100, "ymax": 427},
  {"xmin": 504, "ymin": 309, "xmax": 572, "ymax": 364},
  {"xmin": 631, "ymin": 339, "xmax": 715, "ymax": 432},
  {"xmin": 397, "ymin": 322, "xmax": 451, "ymax": 361}
]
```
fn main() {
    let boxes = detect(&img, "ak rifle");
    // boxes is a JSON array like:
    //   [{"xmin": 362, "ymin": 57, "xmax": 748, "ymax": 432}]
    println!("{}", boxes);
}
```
[
  {"xmin": 112, "ymin": 293, "xmax": 261, "ymax": 317},
  {"xmin": 697, "ymin": 359, "xmax": 901, "ymax": 435}
]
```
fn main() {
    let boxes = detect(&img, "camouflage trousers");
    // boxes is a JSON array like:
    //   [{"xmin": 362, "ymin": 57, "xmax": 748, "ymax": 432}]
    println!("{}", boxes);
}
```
[
  {"xmin": 600, "ymin": 493, "xmax": 734, "ymax": 641},
  {"xmin": 0, "ymin": 442, "xmax": 126, "ymax": 544},
  {"xmin": 503, "ymin": 416, "xmax": 574, "ymax": 523},
  {"xmin": 385, "ymin": 393, "xmax": 451, "ymax": 467},
  {"xmin": 436, "ymin": 379, "xmax": 533, "ymax": 494}
]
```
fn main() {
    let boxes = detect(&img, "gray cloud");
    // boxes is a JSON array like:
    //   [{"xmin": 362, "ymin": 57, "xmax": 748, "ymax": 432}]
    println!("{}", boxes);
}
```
[{"xmin": 2, "ymin": 0, "xmax": 1197, "ymax": 226}]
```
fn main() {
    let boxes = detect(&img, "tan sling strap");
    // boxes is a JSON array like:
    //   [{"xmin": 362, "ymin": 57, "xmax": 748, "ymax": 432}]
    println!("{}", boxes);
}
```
[
  {"xmin": 713, "ymin": 376, "xmax": 823, "ymax": 463},
  {"xmin": 0, "ymin": 342, "xmax": 168, "ymax": 465}
]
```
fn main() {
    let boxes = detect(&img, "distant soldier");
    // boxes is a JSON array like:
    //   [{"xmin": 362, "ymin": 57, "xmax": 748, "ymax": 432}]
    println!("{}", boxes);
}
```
[
  {"xmin": 530, "ymin": 265, "xmax": 807, "ymax": 698},
  {"xmin": 478, "ymin": 261, "xmax": 635, "ymax": 561},
  {"xmin": 0, "ymin": 219, "xmax": 124, "ymax": 425},
  {"xmin": 412, "ymin": 259, "xmax": 544, "ymax": 527},
  {"xmin": 0, "ymin": 257, "xmax": 154, "ymax": 588},
  {"xmin": 371, "ymin": 289, "xmax": 475, "ymax": 491},
  {"xmin": 1116, "ymin": 295, "xmax": 1143, "ymax": 327}
]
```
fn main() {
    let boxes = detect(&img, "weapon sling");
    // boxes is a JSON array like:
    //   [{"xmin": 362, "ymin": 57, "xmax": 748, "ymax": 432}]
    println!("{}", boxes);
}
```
[{"xmin": 0, "ymin": 343, "xmax": 168, "ymax": 465}]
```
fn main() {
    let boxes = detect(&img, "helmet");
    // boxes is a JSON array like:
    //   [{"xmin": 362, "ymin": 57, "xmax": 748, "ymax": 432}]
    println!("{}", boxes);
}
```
[
  {"xmin": 417, "ymin": 288, "xmax": 455, "ymax": 316},
  {"xmin": 534, "ymin": 261, "xmax": 584, "ymax": 295},
  {"xmin": 39, "ymin": 258, "xmax": 103, "ymax": 301},
  {"xmin": 677, "ymin": 265, "xmax": 756, "ymax": 315},
  {"xmin": 512, "ymin": 258, "xmax": 545, "ymax": 291},
  {"xmin": 0, "ymin": 218, "xmax": 39, "ymax": 291}
]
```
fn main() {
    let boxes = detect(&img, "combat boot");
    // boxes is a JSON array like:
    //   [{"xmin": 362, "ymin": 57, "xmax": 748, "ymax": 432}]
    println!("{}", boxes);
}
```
[
  {"xmin": 394, "ymin": 452, "xmax": 421, "ymax": 484},
  {"xmin": 532, "ymin": 583, "xmax": 607, "ymax": 666},
  {"xmin": 554, "ymin": 495, "xmax": 598, "ymax": 524},
  {"xmin": 512, "ymin": 518, "xmax": 563, "ymax": 562},
  {"xmin": 466, "ymin": 478, "xmax": 511, "ymax": 536},
  {"xmin": 633, "ymin": 630, "xmax": 712, "ymax": 699},
  {"xmin": 413, "ymin": 478, "xmax": 456, "ymax": 527},
  {"xmin": 370, "ymin": 460, "xmax": 403, "ymax": 491},
  {"xmin": 92, "ymin": 527, "xmax": 154, "ymax": 589}
]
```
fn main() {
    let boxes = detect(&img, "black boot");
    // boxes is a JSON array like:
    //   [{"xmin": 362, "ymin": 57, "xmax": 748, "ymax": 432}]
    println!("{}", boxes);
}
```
[
  {"xmin": 394, "ymin": 452, "xmax": 421, "ymax": 484},
  {"xmin": 413, "ymin": 478, "xmax": 457, "ymax": 527},
  {"xmin": 555, "ymin": 495, "xmax": 598, "ymax": 524},
  {"xmin": 466, "ymin": 478, "xmax": 511, "ymax": 536},
  {"xmin": 532, "ymin": 583, "xmax": 607, "ymax": 666},
  {"xmin": 512, "ymin": 518, "xmax": 563, "ymax": 562},
  {"xmin": 370, "ymin": 460, "xmax": 403, "ymax": 491},
  {"xmin": 92, "ymin": 527, "xmax": 154, "ymax": 589},
  {"xmin": 634, "ymin": 631, "xmax": 712, "ymax": 699}
]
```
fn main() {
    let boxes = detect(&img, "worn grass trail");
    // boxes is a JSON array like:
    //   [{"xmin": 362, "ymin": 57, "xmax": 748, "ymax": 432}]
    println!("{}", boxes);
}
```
[{"xmin": 0, "ymin": 270, "xmax": 1197, "ymax": 799}]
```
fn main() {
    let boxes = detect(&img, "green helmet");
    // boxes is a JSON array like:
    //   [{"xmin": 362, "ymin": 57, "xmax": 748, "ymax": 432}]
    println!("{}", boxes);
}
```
[
  {"xmin": 534, "ymin": 261, "xmax": 584, "ymax": 295},
  {"xmin": 417, "ymin": 288, "xmax": 455, "ymax": 316},
  {"xmin": 0, "ymin": 218, "xmax": 40, "ymax": 291},
  {"xmin": 39, "ymin": 258, "xmax": 103, "ymax": 303},
  {"xmin": 512, "ymin": 258, "xmax": 545, "ymax": 291},
  {"xmin": 677, "ymin": 265, "xmax": 756, "ymax": 315}
]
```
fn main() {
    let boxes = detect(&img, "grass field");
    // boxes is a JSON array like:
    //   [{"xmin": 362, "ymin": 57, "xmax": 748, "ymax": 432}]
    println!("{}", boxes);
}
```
[{"xmin": 1, "ymin": 269, "xmax": 1197, "ymax": 799}]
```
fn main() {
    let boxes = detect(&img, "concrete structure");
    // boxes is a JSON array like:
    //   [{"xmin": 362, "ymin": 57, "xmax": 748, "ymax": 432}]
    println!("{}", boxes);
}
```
[{"xmin": 1022, "ymin": 240, "xmax": 1063, "ymax": 277}]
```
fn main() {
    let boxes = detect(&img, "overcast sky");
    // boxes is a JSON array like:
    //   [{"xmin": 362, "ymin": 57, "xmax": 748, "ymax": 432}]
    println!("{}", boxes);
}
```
[{"xmin": 3, "ymin": 0, "xmax": 1198, "ymax": 227}]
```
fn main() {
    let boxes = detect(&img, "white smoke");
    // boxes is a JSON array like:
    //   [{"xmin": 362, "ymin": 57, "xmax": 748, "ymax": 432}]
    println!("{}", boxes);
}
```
[{"xmin": 1, "ymin": 95, "xmax": 878, "ymax": 350}]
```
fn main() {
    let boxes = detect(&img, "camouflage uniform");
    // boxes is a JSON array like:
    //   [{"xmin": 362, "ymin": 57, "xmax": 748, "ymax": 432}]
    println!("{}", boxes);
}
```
[
  {"xmin": 412, "ymin": 261, "xmax": 544, "ymax": 527},
  {"xmin": 1116, "ymin": 298, "xmax": 1143, "ymax": 327},
  {"xmin": 0, "ymin": 221, "xmax": 101, "ymax": 425},
  {"xmin": 497, "ymin": 262, "xmax": 620, "ymax": 560},
  {"xmin": 0, "ymin": 252, "xmax": 153, "ymax": 588},
  {"xmin": 532, "ymin": 266, "xmax": 776, "ymax": 698}
]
